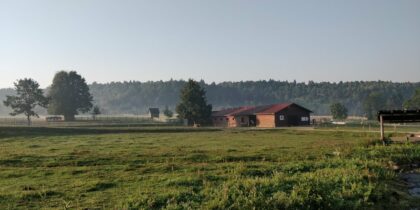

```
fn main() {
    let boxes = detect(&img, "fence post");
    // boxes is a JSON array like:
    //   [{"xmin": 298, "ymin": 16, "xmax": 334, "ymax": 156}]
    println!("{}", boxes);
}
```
[{"xmin": 380, "ymin": 115, "xmax": 385, "ymax": 145}]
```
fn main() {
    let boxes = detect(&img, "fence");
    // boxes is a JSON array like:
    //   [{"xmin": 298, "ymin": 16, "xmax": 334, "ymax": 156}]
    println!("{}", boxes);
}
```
[{"xmin": 0, "ymin": 115, "xmax": 183, "ymax": 127}]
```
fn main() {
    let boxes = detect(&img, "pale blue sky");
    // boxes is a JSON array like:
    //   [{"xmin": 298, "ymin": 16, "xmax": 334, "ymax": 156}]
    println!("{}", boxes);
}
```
[{"xmin": 1, "ymin": 0, "xmax": 420, "ymax": 88}]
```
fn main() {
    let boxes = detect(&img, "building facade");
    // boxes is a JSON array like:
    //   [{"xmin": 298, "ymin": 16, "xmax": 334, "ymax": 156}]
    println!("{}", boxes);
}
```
[{"xmin": 212, "ymin": 103, "xmax": 311, "ymax": 128}]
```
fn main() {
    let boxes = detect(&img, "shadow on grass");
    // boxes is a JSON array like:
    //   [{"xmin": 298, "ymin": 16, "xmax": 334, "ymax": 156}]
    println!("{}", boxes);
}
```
[
  {"xmin": 0, "ymin": 126, "xmax": 222, "ymax": 139},
  {"xmin": 87, "ymin": 182, "xmax": 116, "ymax": 192}
]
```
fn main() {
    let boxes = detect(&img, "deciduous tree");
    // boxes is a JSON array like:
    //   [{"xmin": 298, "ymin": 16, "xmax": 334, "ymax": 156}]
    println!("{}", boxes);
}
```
[
  {"xmin": 330, "ymin": 103, "xmax": 348, "ymax": 120},
  {"xmin": 404, "ymin": 88, "xmax": 420, "ymax": 109},
  {"xmin": 363, "ymin": 92, "xmax": 385, "ymax": 120},
  {"xmin": 163, "ymin": 105, "xmax": 173, "ymax": 118},
  {"xmin": 47, "ymin": 71, "xmax": 93, "ymax": 121},
  {"xmin": 91, "ymin": 105, "xmax": 101, "ymax": 120},
  {"xmin": 3, "ymin": 79, "xmax": 48, "ymax": 126}
]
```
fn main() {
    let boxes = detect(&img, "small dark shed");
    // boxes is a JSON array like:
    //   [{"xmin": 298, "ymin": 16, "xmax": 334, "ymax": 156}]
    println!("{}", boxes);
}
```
[{"xmin": 149, "ymin": 108, "xmax": 160, "ymax": 119}]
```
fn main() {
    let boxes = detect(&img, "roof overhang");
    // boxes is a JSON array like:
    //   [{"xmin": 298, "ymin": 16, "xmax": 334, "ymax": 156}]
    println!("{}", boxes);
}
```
[
  {"xmin": 212, "ymin": 102, "xmax": 312, "ymax": 116},
  {"xmin": 255, "ymin": 103, "xmax": 313, "ymax": 114}
]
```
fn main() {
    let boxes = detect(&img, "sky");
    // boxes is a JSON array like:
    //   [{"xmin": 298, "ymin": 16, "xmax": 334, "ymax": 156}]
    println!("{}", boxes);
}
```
[{"xmin": 1, "ymin": 0, "xmax": 420, "ymax": 88}]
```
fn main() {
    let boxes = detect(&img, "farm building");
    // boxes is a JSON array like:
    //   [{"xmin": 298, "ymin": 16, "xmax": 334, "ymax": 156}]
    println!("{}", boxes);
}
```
[{"xmin": 212, "ymin": 103, "xmax": 312, "ymax": 128}]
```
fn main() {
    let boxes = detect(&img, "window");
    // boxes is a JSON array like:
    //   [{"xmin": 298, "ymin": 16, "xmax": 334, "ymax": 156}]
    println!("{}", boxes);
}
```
[
  {"xmin": 301, "ymin": 117, "xmax": 309, "ymax": 121},
  {"xmin": 241, "ymin": 117, "xmax": 244, "ymax": 123},
  {"xmin": 279, "ymin": 115, "xmax": 285, "ymax": 120}
]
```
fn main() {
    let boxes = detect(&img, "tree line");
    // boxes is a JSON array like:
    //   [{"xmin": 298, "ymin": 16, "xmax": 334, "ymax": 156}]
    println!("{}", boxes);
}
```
[
  {"xmin": 1, "ymin": 75, "xmax": 420, "ymax": 123},
  {"xmin": 88, "ymin": 80, "xmax": 419, "ymax": 117}
]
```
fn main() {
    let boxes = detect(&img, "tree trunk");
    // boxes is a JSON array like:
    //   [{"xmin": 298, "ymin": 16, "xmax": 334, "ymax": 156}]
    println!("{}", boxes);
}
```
[{"xmin": 26, "ymin": 115, "xmax": 31, "ymax": 126}]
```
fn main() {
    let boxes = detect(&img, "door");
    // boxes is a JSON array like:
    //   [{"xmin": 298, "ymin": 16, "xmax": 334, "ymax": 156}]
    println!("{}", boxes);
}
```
[{"xmin": 249, "ymin": 115, "xmax": 257, "ymax": 126}]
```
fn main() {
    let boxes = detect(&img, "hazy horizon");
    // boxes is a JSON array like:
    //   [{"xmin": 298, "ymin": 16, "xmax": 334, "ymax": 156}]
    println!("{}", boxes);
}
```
[
  {"xmin": 1, "ymin": 78, "xmax": 420, "ymax": 89},
  {"xmin": 1, "ymin": 0, "xmax": 420, "ymax": 88}
]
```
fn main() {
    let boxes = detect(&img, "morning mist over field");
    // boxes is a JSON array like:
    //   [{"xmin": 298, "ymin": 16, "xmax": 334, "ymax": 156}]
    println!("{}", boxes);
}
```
[{"xmin": 1, "ymin": 1, "xmax": 420, "ymax": 209}]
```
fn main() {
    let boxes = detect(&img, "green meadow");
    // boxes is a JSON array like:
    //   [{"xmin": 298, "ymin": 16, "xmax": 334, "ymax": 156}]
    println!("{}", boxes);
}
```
[{"xmin": 0, "ymin": 126, "xmax": 419, "ymax": 209}]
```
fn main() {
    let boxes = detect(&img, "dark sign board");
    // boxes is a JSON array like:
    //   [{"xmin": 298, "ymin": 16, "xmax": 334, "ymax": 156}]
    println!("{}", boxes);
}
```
[{"xmin": 377, "ymin": 110, "xmax": 420, "ymax": 123}]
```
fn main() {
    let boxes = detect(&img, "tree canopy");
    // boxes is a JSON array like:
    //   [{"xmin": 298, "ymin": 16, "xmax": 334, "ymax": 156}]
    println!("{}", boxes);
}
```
[
  {"xmin": 3, "ymin": 79, "xmax": 47, "ymax": 125},
  {"xmin": 363, "ymin": 92, "xmax": 385, "ymax": 120},
  {"xmin": 47, "ymin": 71, "xmax": 93, "ymax": 121},
  {"xmin": 163, "ymin": 105, "xmax": 173, "ymax": 118},
  {"xmin": 1, "ymin": 80, "xmax": 418, "ymax": 116},
  {"xmin": 91, "ymin": 105, "xmax": 101, "ymax": 120},
  {"xmin": 404, "ymin": 88, "xmax": 420, "ymax": 109},
  {"xmin": 176, "ymin": 79, "xmax": 212, "ymax": 125},
  {"xmin": 330, "ymin": 103, "xmax": 348, "ymax": 120},
  {"xmin": 86, "ymin": 80, "xmax": 417, "ymax": 116}
]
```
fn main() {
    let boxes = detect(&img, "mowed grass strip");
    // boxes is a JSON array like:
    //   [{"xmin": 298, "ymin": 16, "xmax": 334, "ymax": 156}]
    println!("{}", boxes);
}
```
[{"xmin": 0, "ymin": 127, "xmax": 419, "ymax": 209}]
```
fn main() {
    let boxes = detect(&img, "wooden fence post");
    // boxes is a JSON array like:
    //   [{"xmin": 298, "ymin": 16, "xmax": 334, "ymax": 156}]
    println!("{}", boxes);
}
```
[{"xmin": 380, "ymin": 115, "xmax": 385, "ymax": 145}]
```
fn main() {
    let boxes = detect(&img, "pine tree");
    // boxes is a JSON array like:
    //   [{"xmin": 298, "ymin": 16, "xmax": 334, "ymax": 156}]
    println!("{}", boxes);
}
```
[{"xmin": 176, "ymin": 79, "xmax": 212, "ymax": 125}]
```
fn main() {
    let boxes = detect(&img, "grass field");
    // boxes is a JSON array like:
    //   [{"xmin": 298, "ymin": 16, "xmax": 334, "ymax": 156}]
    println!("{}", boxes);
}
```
[{"xmin": 0, "ymin": 126, "xmax": 420, "ymax": 209}]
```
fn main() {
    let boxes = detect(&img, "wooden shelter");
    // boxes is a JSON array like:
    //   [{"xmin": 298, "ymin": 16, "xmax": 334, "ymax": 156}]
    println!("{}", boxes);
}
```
[
  {"xmin": 149, "ymin": 108, "xmax": 160, "ymax": 119},
  {"xmin": 377, "ymin": 110, "xmax": 420, "ymax": 144}
]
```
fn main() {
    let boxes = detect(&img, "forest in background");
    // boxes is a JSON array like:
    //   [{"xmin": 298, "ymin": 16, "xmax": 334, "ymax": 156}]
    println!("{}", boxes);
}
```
[{"xmin": 0, "ymin": 80, "xmax": 419, "ymax": 116}]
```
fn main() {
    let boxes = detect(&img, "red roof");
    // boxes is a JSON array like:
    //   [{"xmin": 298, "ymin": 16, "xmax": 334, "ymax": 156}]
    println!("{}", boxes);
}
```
[
  {"xmin": 255, "ymin": 103, "xmax": 292, "ymax": 114},
  {"xmin": 233, "ymin": 104, "xmax": 273, "ymax": 116},
  {"xmin": 212, "ymin": 107, "xmax": 243, "ymax": 117},
  {"xmin": 227, "ymin": 106, "xmax": 256, "ymax": 116},
  {"xmin": 256, "ymin": 103, "xmax": 312, "ymax": 114},
  {"xmin": 212, "ymin": 106, "xmax": 254, "ymax": 117},
  {"xmin": 212, "ymin": 102, "xmax": 312, "ymax": 117}
]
